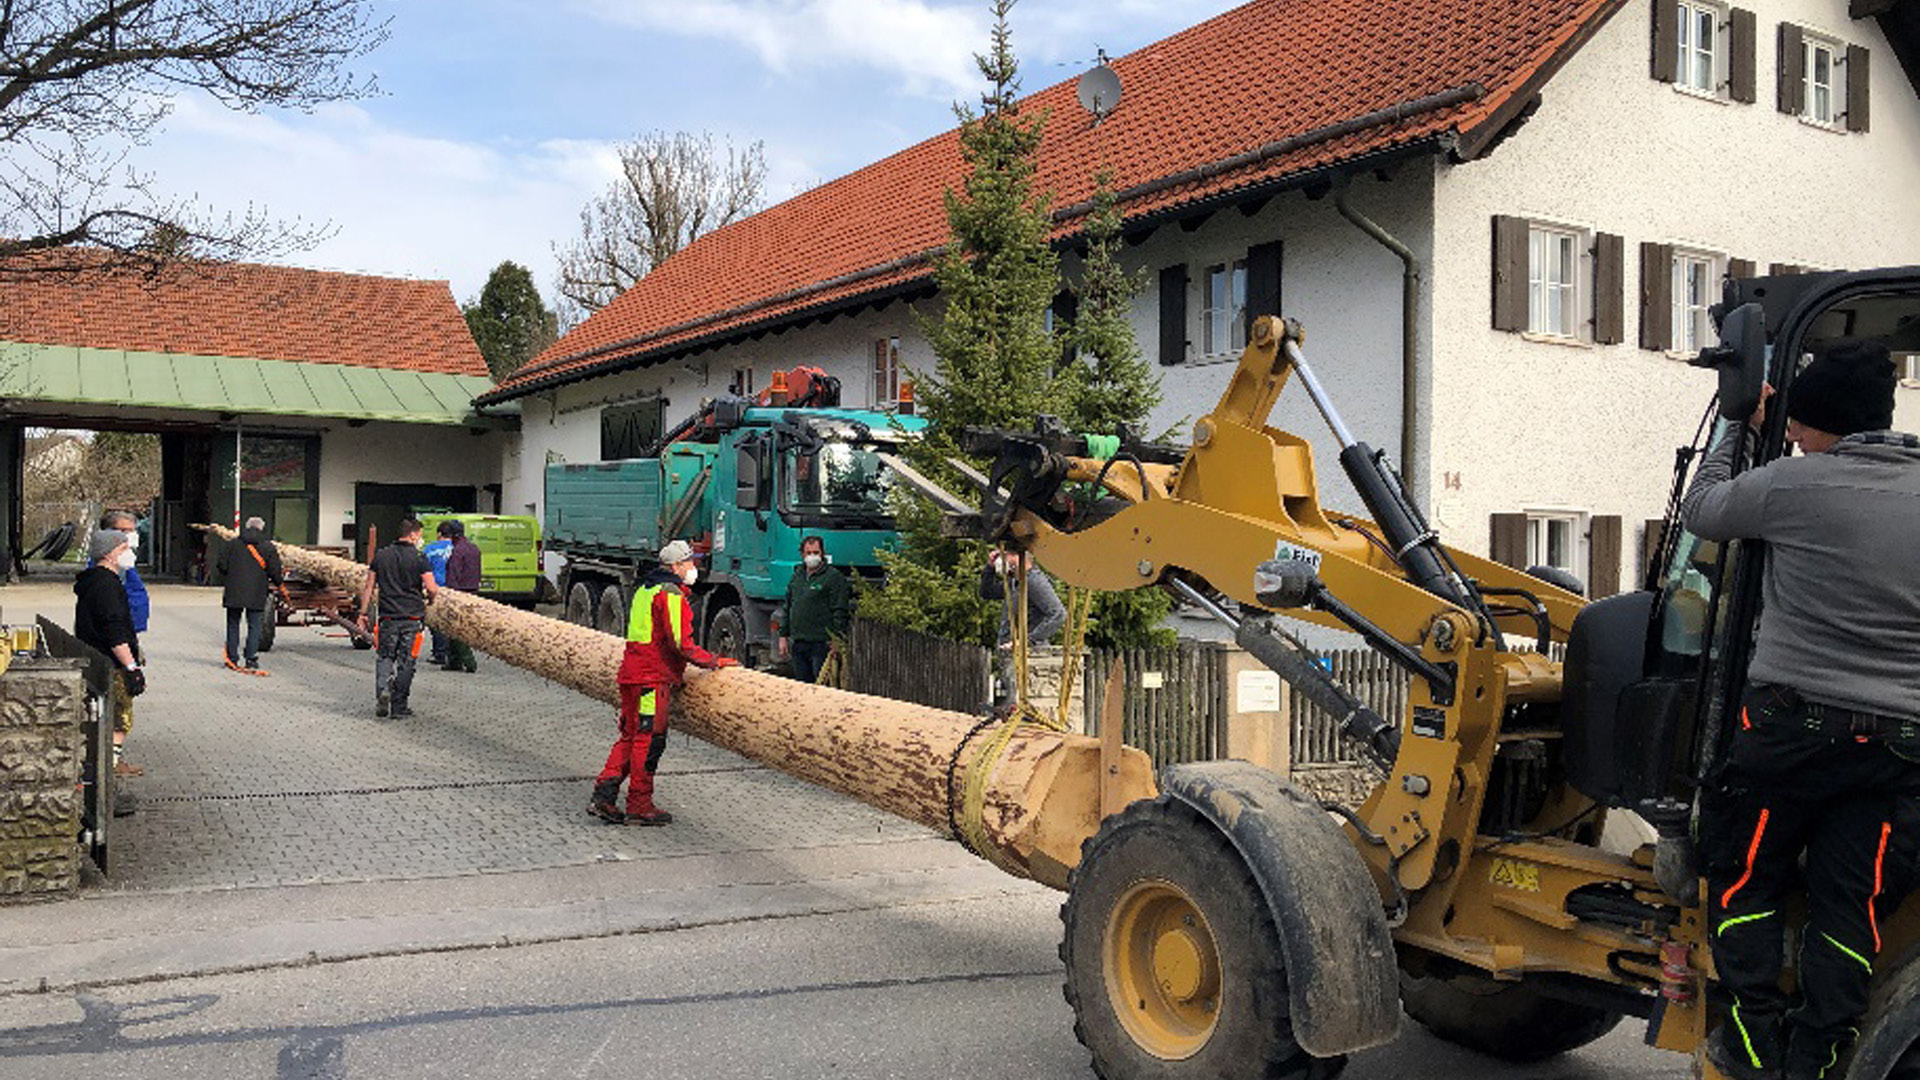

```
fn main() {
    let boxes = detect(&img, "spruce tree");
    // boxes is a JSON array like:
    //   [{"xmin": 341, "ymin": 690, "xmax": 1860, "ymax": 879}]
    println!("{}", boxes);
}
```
[
  {"xmin": 1064, "ymin": 170, "xmax": 1173, "ymax": 647},
  {"xmin": 464, "ymin": 261, "xmax": 559, "ymax": 382},
  {"xmin": 861, "ymin": 0, "xmax": 1066, "ymax": 646}
]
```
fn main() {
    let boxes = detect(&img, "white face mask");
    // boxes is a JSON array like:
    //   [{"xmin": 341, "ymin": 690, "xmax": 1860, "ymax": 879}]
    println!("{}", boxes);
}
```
[
  {"xmin": 802, "ymin": 553, "xmax": 823, "ymax": 569},
  {"xmin": 124, "ymin": 530, "xmax": 139, "ymax": 551},
  {"xmin": 681, "ymin": 567, "xmax": 699, "ymax": 586},
  {"xmin": 116, "ymin": 548, "xmax": 136, "ymax": 571}
]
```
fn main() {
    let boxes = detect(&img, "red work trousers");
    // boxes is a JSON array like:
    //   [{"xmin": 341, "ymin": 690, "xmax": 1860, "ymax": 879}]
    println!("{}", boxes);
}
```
[{"xmin": 596, "ymin": 683, "xmax": 672, "ymax": 814}]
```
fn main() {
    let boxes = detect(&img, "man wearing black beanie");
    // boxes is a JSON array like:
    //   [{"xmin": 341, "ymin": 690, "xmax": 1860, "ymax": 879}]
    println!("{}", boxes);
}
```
[{"xmin": 1683, "ymin": 339, "xmax": 1920, "ymax": 1080}]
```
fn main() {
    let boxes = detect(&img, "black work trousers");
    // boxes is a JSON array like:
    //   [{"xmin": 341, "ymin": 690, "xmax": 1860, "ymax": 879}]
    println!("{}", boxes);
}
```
[{"xmin": 1701, "ymin": 684, "xmax": 1920, "ymax": 1078}]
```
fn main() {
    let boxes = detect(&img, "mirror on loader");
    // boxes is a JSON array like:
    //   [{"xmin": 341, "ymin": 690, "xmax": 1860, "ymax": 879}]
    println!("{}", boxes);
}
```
[
  {"xmin": 735, "ymin": 436, "xmax": 767, "ymax": 511},
  {"xmin": 1690, "ymin": 299, "xmax": 1767, "ymax": 422}
]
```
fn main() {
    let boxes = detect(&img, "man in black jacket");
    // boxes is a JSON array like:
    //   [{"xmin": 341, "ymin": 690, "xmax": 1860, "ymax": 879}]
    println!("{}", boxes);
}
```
[
  {"xmin": 74, "ymin": 528, "xmax": 146, "ymax": 778},
  {"xmin": 357, "ymin": 518, "xmax": 438, "ymax": 719},
  {"xmin": 217, "ymin": 516, "xmax": 283, "ymax": 674},
  {"xmin": 440, "ymin": 520, "xmax": 482, "ymax": 673}
]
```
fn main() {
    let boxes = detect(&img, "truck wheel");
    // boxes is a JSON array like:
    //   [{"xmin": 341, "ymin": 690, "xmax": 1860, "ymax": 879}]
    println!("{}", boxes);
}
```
[
  {"xmin": 1399, "ymin": 972, "xmax": 1622, "ymax": 1062},
  {"xmin": 1061, "ymin": 796, "xmax": 1344, "ymax": 1080},
  {"xmin": 566, "ymin": 582, "xmax": 599, "ymax": 628},
  {"xmin": 594, "ymin": 586, "xmax": 628, "ymax": 638},
  {"xmin": 258, "ymin": 620, "xmax": 276, "ymax": 653},
  {"xmin": 704, "ymin": 606, "xmax": 748, "ymax": 662}
]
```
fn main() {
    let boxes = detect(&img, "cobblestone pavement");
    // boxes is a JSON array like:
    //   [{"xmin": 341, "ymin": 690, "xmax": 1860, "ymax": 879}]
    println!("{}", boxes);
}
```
[{"xmin": 3, "ymin": 581, "xmax": 928, "ymax": 893}]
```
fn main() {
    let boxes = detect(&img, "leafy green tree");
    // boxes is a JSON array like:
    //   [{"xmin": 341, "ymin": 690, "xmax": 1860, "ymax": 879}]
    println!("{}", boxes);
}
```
[
  {"xmin": 861, "ymin": 0, "xmax": 1065, "ymax": 646},
  {"xmin": 464, "ymin": 261, "xmax": 558, "ymax": 382}
]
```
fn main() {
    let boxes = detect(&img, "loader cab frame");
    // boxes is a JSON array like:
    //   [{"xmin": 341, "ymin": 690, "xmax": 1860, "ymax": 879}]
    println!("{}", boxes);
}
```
[{"xmin": 1562, "ymin": 266, "xmax": 1920, "ymax": 816}]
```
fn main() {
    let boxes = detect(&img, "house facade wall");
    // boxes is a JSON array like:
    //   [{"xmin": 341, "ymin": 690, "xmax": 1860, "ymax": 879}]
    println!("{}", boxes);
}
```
[{"xmin": 1429, "ymin": 0, "xmax": 1920, "ymax": 582}]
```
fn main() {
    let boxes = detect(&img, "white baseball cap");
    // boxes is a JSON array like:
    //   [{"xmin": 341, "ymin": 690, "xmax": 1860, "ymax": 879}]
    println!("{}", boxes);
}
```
[{"xmin": 658, "ymin": 540, "xmax": 695, "ymax": 564}]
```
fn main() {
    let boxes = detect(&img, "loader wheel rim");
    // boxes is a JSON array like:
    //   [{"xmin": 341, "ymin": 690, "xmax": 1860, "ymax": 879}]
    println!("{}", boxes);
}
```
[{"xmin": 1104, "ymin": 879, "xmax": 1221, "ymax": 1059}]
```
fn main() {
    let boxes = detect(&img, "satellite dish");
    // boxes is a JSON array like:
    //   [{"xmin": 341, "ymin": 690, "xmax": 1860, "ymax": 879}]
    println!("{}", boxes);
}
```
[{"xmin": 1077, "ymin": 63, "xmax": 1122, "ymax": 123}]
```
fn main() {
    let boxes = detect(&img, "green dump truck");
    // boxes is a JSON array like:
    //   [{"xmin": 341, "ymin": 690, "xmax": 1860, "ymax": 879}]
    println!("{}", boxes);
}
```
[{"xmin": 545, "ymin": 397, "xmax": 925, "ymax": 665}]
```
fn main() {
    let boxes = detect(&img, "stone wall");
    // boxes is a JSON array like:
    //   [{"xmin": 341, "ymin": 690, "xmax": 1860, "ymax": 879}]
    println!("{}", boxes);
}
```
[{"xmin": 0, "ymin": 658, "xmax": 87, "ymax": 902}]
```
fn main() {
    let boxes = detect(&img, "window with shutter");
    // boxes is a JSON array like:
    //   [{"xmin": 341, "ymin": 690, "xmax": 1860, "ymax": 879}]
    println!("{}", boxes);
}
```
[
  {"xmin": 1202, "ymin": 259, "xmax": 1249, "ymax": 356},
  {"xmin": 872, "ymin": 336, "xmax": 902, "ymax": 406},
  {"xmin": 1158, "ymin": 265, "xmax": 1188, "ymax": 366},
  {"xmin": 1673, "ymin": 1, "xmax": 1725, "ymax": 94},
  {"xmin": 1671, "ymin": 251, "xmax": 1721, "ymax": 355},
  {"xmin": 1529, "ymin": 227, "xmax": 1582, "ymax": 338},
  {"xmin": 1729, "ymin": 258, "xmax": 1755, "ymax": 280},
  {"xmin": 601, "ymin": 398, "xmax": 665, "ymax": 460}
]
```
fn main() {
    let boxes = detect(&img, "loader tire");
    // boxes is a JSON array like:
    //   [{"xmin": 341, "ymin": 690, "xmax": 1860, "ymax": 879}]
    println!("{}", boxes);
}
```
[
  {"xmin": 1399, "ymin": 971, "xmax": 1622, "ymax": 1062},
  {"xmin": 1061, "ymin": 795, "xmax": 1345, "ymax": 1080}
]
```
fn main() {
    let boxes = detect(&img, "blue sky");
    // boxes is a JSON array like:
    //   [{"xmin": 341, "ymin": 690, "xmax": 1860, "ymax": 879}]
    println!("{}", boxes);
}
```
[{"xmin": 128, "ymin": 0, "xmax": 1239, "ymax": 306}]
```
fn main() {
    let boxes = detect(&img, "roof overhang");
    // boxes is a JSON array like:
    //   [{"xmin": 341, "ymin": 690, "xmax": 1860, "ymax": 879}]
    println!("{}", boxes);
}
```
[
  {"xmin": 1854, "ymin": 0, "xmax": 1920, "ymax": 96},
  {"xmin": 0, "ymin": 341, "xmax": 508, "ymax": 429},
  {"xmin": 475, "ymin": 132, "xmax": 1460, "ymax": 407}
]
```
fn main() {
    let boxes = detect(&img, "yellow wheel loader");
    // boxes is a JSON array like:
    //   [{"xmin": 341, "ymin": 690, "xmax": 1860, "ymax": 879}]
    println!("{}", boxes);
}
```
[{"xmin": 942, "ymin": 267, "xmax": 1920, "ymax": 1079}]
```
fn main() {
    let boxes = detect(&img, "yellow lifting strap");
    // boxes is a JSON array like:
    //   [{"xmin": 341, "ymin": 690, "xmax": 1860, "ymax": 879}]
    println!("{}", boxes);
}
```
[{"xmin": 953, "ymin": 561, "xmax": 1096, "ymax": 873}]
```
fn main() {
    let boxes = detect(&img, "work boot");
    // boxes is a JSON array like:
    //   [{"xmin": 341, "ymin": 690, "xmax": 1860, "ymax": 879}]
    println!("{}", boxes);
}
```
[
  {"xmin": 375, "ymin": 691, "xmax": 390, "ymax": 719},
  {"xmin": 391, "ymin": 704, "xmax": 414, "ymax": 718},
  {"xmin": 1783, "ymin": 1029, "xmax": 1851, "ymax": 1080},
  {"xmin": 588, "ymin": 781, "xmax": 625, "ymax": 824},
  {"xmin": 626, "ymin": 807, "xmax": 673, "ymax": 826},
  {"xmin": 1708, "ymin": 1014, "xmax": 1784, "ymax": 1080}
]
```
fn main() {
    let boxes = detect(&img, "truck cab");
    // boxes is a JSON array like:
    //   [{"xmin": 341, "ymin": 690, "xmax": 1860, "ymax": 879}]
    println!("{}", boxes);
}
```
[{"xmin": 545, "ymin": 399, "xmax": 925, "ymax": 667}]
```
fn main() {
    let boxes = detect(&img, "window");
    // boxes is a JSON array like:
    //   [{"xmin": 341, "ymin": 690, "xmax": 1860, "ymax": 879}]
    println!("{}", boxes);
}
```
[
  {"xmin": 1804, "ymin": 35, "xmax": 1839, "ymax": 124},
  {"xmin": 1528, "ymin": 227, "xmax": 1581, "ymax": 338},
  {"xmin": 1671, "ymin": 252, "xmax": 1718, "ymax": 353},
  {"xmin": 600, "ymin": 398, "xmax": 664, "ymax": 460},
  {"xmin": 1527, "ymin": 511, "xmax": 1588, "ymax": 576},
  {"xmin": 1676, "ymin": 1, "xmax": 1722, "ymax": 93},
  {"xmin": 1201, "ymin": 259, "xmax": 1247, "ymax": 356},
  {"xmin": 872, "ymin": 336, "xmax": 901, "ymax": 406},
  {"xmin": 730, "ymin": 365, "xmax": 755, "ymax": 396}
]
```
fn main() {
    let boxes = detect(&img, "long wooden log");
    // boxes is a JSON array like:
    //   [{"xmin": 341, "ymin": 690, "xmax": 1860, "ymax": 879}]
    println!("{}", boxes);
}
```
[{"xmin": 200, "ymin": 527, "xmax": 1156, "ymax": 888}]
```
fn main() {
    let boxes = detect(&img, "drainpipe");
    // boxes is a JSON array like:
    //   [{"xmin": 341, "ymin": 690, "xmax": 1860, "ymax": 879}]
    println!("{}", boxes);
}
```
[{"xmin": 1334, "ymin": 182, "xmax": 1423, "ymax": 509}]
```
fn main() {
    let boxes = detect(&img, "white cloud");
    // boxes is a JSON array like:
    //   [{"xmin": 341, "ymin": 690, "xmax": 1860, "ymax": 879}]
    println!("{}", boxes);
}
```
[
  {"xmin": 575, "ymin": 0, "xmax": 989, "ymax": 99},
  {"xmin": 134, "ymin": 94, "xmax": 622, "ymax": 303}
]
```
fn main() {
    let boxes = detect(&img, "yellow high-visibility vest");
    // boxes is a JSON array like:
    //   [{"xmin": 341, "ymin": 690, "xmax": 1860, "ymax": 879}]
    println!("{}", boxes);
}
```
[{"xmin": 626, "ymin": 584, "xmax": 687, "ymax": 646}]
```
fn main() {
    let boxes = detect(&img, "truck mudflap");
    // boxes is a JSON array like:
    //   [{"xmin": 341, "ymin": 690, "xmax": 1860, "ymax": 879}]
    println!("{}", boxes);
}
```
[{"xmin": 1159, "ymin": 760, "xmax": 1400, "ymax": 1057}]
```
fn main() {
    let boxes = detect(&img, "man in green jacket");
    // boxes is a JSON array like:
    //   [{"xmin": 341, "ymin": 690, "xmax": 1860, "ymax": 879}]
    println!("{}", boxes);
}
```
[{"xmin": 776, "ymin": 535, "xmax": 850, "ymax": 684}]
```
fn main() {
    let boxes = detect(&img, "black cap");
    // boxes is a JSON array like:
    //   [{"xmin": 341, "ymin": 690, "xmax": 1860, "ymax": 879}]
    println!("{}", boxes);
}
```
[{"xmin": 1786, "ymin": 339, "xmax": 1896, "ymax": 438}]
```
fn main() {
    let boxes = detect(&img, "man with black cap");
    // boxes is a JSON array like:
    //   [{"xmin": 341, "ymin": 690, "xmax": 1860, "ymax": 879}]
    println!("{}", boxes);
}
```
[{"xmin": 1683, "ymin": 339, "xmax": 1920, "ymax": 1080}]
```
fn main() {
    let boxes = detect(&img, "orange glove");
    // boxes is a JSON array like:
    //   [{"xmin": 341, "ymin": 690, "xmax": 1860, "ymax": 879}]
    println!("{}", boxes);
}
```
[{"xmin": 713, "ymin": 657, "xmax": 741, "ymax": 669}]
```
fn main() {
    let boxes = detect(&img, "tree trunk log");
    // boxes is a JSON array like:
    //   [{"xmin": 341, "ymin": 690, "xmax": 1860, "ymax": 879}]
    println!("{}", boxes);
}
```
[{"xmin": 200, "ymin": 527, "xmax": 1156, "ymax": 888}]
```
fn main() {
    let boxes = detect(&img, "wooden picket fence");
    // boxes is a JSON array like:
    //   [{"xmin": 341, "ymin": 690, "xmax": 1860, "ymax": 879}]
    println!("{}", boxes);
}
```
[
  {"xmin": 845, "ymin": 617, "xmax": 992, "ymax": 715},
  {"xmin": 1081, "ymin": 642, "xmax": 1232, "ymax": 767}
]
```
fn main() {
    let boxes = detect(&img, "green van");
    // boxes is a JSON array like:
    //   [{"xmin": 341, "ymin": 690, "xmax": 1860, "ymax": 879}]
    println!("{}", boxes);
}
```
[{"xmin": 416, "ymin": 513, "xmax": 543, "ymax": 608}]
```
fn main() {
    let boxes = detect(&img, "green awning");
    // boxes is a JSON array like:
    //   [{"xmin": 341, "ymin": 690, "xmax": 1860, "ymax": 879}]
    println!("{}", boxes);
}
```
[{"xmin": 0, "ymin": 342, "xmax": 495, "ymax": 426}]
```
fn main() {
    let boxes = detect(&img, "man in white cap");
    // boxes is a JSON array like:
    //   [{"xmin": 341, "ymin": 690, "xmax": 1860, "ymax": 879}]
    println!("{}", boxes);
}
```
[{"xmin": 588, "ymin": 539, "xmax": 737, "ymax": 826}]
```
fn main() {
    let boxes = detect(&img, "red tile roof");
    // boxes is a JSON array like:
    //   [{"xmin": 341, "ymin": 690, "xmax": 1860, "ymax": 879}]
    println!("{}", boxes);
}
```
[
  {"xmin": 0, "ymin": 254, "xmax": 488, "ymax": 378},
  {"xmin": 485, "ymin": 0, "xmax": 1625, "ymax": 403}
]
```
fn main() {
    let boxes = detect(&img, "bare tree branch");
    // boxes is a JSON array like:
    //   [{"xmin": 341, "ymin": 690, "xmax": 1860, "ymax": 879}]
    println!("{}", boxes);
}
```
[
  {"xmin": 0, "ymin": 0, "xmax": 386, "ymax": 277},
  {"xmin": 552, "ymin": 130, "xmax": 768, "ymax": 324}
]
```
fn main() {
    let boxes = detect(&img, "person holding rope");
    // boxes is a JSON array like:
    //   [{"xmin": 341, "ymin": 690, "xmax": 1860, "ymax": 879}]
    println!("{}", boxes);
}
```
[
  {"xmin": 217, "ymin": 516, "xmax": 283, "ymax": 674},
  {"xmin": 979, "ymin": 548, "xmax": 1066, "ymax": 708}
]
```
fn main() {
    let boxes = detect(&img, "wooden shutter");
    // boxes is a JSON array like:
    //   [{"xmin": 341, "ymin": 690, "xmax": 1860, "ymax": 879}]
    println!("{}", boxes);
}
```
[
  {"xmin": 1641, "ymin": 517, "xmax": 1668, "ymax": 587},
  {"xmin": 1846, "ymin": 44, "xmax": 1871, "ymax": 132},
  {"xmin": 1588, "ymin": 515, "xmax": 1623, "ymax": 599},
  {"xmin": 1244, "ymin": 241, "xmax": 1284, "ymax": 344},
  {"xmin": 1770, "ymin": 262, "xmax": 1802, "ymax": 276},
  {"xmin": 1651, "ymin": 0, "xmax": 1679, "ymax": 82},
  {"xmin": 1593, "ymin": 232, "xmax": 1626, "ymax": 345},
  {"xmin": 1729, "ymin": 257, "xmax": 1756, "ymax": 281},
  {"xmin": 1639, "ymin": 242, "xmax": 1675, "ymax": 351},
  {"xmin": 1491, "ymin": 215, "xmax": 1530, "ymax": 332},
  {"xmin": 1490, "ymin": 513, "xmax": 1528, "ymax": 569},
  {"xmin": 1778, "ymin": 23, "xmax": 1806, "ymax": 114},
  {"xmin": 1729, "ymin": 8, "xmax": 1758, "ymax": 103},
  {"xmin": 1158, "ymin": 265, "xmax": 1188, "ymax": 366}
]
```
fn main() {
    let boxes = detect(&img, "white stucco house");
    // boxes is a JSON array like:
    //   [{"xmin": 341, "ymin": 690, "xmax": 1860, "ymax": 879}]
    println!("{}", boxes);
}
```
[{"xmin": 481, "ymin": 0, "xmax": 1920, "ymax": 598}]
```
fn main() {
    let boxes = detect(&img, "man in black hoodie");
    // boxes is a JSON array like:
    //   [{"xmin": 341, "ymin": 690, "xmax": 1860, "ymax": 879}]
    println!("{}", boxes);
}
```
[
  {"xmin": 216, "ymin": 516, "xmax": 283, "ymax": 674},
  {"xmin": 73, "ymin": 528, "xmax": 147, "ymax": 777}
]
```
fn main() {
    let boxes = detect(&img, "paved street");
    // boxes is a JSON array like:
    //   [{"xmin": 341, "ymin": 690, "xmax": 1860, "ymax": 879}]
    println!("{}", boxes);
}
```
[{"xmin": 0, "ymin": 582, "xmax": 1689, "ymax": 1079}]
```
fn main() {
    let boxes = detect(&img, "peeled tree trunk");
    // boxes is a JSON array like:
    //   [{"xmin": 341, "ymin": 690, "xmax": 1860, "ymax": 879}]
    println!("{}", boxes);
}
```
[{"xmin": 201, "ymin": 527, "xmax": 1155, "ymax": 888}]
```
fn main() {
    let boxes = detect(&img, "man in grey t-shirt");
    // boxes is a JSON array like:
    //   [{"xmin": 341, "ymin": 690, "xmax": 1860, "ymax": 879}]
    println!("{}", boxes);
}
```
[{"xmin": 1683, "ymin": 340, "xmax": 1920, "ymax": 1080}]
